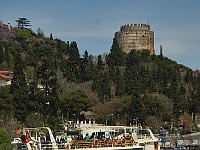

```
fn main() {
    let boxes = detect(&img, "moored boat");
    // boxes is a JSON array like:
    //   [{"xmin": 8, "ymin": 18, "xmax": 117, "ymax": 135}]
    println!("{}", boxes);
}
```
[
  {"xmin": 11, "ymin": 121, "xmax": 160, "ymax": 150},
  {"xmin": 64, "ymin": 120, "xmax": 159, "ymax": 150}
]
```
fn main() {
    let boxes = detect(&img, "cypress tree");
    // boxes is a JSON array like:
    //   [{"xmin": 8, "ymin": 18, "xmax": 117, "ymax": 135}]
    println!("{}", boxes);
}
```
[
  {"xmin": 107, "ymin": 38, "xmax": 124, "ymax": 67},
  {"xmin": 69, "ymin": 41, "xmax": 80, "ymax": 62},
  {"xmin": 96, "ymin": 55, "xmax": 103, "ymax": 70},
  {"xmin": 50, "ymin": 33, "xmax": 53, "ymax": 40},
  {"xmin": 10, "ymin": 53, "xmax": 28, "ymax": 121},
  {"xmin": 115, "ymin": 67, "xmax": 125, "ymax": 96}
]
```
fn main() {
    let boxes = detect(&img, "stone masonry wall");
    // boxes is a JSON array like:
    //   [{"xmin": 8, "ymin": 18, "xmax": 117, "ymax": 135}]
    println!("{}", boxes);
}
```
[{"xmin": 115, "ymin": 23, "xmax": 154, "ymax": 55}]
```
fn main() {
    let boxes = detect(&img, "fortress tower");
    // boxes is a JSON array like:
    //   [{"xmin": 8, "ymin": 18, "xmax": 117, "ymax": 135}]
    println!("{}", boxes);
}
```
[{"xmin": 115, "ymin": 23, "xmax": 154, "ymax": 55}]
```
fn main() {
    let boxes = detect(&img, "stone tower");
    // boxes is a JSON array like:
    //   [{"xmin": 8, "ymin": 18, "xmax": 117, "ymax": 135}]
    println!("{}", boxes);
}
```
[{"xmin": 115, "ymin": 23, "xmax": 154, "ymax": 55}]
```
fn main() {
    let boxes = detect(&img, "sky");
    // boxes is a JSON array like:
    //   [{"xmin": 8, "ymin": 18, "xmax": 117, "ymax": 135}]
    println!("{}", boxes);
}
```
[{"xmin": 1, "ymin": 0, "xmax": 200, "ymax": 70}]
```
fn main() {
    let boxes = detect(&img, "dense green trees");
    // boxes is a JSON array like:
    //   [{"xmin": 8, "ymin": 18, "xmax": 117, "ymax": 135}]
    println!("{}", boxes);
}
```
[
  {"xmin": 115, "ymin": 67, "xmax": 125, "ymax": 97},
  {"xmin": 10, "ymin": 53, "xmax": 29, "ymax": 121},
  {"xmin": 0, "ymin": 45, "xmax": 5, "ymax": 64},
  {"xmin": 0, "ymin": 86, "xmax": 13, "ymax": 116},
  {"xmin": 0, "ymin": 128, "xmax": 11, "ymax": 149},
  {"xmin": 0, "ymin": 24, "xmax": 200, "ymax": 136},
  {"xmin": 61, "ymin": 90, "xmax": 92, "ymax": 120},
  {"xmin": 14, "ymin": 27, "xmax": 32, "ymax": 41},
  {"xmin": 0, "ymin": 43, "xmax": 14, "ymax": 70}
]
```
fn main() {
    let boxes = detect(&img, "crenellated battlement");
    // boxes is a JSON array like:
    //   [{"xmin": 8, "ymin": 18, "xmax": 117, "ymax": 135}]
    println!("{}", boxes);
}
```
[{"xmin": 120, "ymin": 23, "xmax": 150, "ymax": 32}]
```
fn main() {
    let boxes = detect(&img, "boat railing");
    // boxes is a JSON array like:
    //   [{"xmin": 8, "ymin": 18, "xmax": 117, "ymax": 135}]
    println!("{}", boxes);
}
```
[
  {"xmin": 16, "ymin": 127, "xmax": 59, "ymax": 150},
  {"xmin": 56, "ymin": 141, "xmax": 67, "ymax": 149},
  {"xmin": 12, "ymin": 142, "xmax": 40, "ymax": 150},
  {"xmin": 17, "ymin": 143, "xmax": 29, "ymax": 150},
  {"xmin": 136, "ymin": 129, "xmax": 158, "ymax": 141}
]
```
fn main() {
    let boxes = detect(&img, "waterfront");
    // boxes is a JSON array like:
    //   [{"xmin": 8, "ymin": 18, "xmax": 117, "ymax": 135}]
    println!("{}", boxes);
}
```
[{"xmin": 159, "ymin": 132, "xmax": 200, "ymax": 150}]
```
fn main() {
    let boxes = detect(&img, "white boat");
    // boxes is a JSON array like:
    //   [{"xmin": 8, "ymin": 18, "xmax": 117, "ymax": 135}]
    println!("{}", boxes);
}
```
[
  {"xmin": 11, "ymin": 121, "xmax": 160, "ymax": 150},
  {"xmin": 64, "ymin": 120, "xmax": 160, "ymax": 150}
]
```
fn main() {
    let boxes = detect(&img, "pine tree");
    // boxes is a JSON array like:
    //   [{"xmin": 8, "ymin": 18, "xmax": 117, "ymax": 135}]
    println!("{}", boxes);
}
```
[{"xmin": 16, "ymin": 18, "xmax": 32, "ymax": 29}]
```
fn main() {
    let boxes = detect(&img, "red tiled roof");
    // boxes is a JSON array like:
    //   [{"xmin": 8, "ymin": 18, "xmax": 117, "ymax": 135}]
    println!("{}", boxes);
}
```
[
  {"xmin": 0, "ymin": 70, "xmax": 13, "ymax": 82},
  {"xmin": 0, "ymin": 70, "xmax": 13, "ymax": 74}
]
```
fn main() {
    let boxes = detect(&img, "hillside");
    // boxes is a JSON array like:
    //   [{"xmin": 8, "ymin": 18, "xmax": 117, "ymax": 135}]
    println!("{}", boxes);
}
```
[{"xmin": 0, "ymin": 21, "xmax": 200, "ymax": 136}]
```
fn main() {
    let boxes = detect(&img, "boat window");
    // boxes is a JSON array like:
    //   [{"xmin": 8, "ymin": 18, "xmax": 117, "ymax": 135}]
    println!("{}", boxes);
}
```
[
  {"xmin": 137, "ymin": 129, "xmax": 151, "ymax": 139},
  {"xmin": 126, "ymin": 128, "xmax": 132, "ymax": 134}
]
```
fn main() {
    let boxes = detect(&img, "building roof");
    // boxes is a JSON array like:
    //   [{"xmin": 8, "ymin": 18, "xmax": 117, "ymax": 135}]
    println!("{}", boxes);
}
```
[
  {"xmin": 0, "ymin": 70, "xmax": 13, "ymax": 83},
  {"xmin": 80, "ymin": 111, "xmax": 97, "ymax": 120},
  {"xmin": 0, "ymin": 70, "xmax": 13, "ymax": 74}
]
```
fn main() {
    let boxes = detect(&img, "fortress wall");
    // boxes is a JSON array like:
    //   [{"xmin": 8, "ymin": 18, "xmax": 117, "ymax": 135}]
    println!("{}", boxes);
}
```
[
  {"xmin": 115, "ymin": 23, "xmax": 154, "ymax": 55},
  {"xmin": 120, "ymin": 23, "xmax": 150, "ymax": 32}
]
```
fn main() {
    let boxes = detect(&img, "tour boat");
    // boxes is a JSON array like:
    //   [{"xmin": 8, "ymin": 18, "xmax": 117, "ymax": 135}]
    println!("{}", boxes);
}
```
[{"xmin": 11, "ymin": 121, "xmax": 160, "ymax": 150}]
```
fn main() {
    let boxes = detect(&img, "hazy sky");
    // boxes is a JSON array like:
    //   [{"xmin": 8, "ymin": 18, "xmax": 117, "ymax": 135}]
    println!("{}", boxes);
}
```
[{"xmin": 1, "ymin": 0, "xmax": 200, "ymax": 70}]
